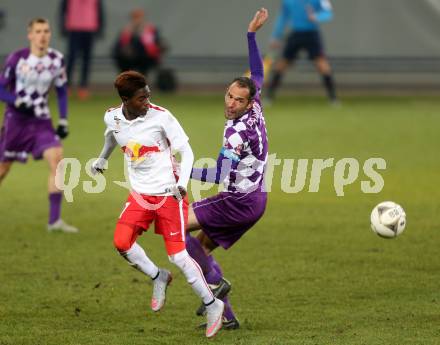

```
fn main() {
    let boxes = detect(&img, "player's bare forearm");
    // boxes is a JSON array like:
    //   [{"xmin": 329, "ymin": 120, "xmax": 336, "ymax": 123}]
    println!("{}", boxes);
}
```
[{"xmin": 248, "ymin": 8, "xmax": 269, "ymax": 32}]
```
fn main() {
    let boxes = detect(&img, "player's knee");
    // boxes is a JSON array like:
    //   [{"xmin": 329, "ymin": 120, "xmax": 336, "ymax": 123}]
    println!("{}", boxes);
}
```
[
  {"xmin": 113, "ymin": 236, "xmax": 132, "ymax": 252},
  {"xmin": 315, "ymin": 57, "xmax": 331, "ymax": 74},
  {"xmin": 50, "ymin": 156, "xmax": 62, "ymax": 173},
  {"xmin": 197, "ymin": 232, "xmax": 217, "ymax": 255},
  {"xmin": 113, "ymin": 225, "xmax": 134, "ymax": 252},
  {"xmin": 44, "ymin": 148, "xmax": 63, "ymax": 171}
]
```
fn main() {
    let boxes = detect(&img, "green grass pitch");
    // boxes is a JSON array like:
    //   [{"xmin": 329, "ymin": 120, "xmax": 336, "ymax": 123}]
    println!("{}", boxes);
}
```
[{"xmin": 0, "ymin": 94, "xmax": 439, "ymax": 345}]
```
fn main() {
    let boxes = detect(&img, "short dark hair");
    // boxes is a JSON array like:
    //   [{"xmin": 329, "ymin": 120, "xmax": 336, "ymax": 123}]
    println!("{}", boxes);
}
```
[
  {"xmin": 28, "ymin": 17, "xmax": 49, "ymax": 30},
  {"xmin": 114, "ymin": 71, "xmax": 148, "ymax": 99},
  {"xmin": 230, "ymin": 77, "xmax": 257, "ymax": 101}
]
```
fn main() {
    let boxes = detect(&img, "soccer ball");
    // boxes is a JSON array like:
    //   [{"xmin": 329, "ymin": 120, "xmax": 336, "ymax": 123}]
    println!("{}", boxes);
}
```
[{"xmin": 370, "ymin": 201, "xmax": 406, "ymax": 238}]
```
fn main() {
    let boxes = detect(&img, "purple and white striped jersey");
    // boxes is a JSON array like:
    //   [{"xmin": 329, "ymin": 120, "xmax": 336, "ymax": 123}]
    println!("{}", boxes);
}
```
[
  {"xmin": 0, "ymin": 47, "xmax": 67, "ymax": 119},
  {"xmin": 190, "ymin": 32, "xmax": 269, "ymax": 193},
  {"xmin": 222, "ymin": 97, "xmax": 268, "ymax": 193}
]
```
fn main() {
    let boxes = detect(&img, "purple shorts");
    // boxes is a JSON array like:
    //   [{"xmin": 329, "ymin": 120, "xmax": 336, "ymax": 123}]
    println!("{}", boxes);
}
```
[
  {"xmin": 0, "ymin": 110, "xmax": 60, "ymax": 163},
  {"xmin": 193, "ymin": 191, "xmax": 267, "ymax": 249}
]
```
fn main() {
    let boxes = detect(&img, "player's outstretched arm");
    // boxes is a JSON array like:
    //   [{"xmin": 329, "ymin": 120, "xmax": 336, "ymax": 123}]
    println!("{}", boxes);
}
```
[
  {"xmin": 91, "ymin": 132, "xmax": 117, "ymax": 174},
  {"xmin": 247, "ymin": 8, "xmax": 268, "ymax": 90},
  {"xmin": 191, "ymin": 151, "xmax": 234, "ymax": 184}
]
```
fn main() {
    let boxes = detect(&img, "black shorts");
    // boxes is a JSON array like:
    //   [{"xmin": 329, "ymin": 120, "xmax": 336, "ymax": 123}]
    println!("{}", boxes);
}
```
[{"xmin": 282, "ymin": 31, "xmax": 325, "ymax": 61}]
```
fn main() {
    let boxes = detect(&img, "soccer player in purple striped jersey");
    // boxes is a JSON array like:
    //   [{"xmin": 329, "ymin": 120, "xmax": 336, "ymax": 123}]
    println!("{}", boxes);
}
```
[
  {"xmin": 186, "ymin": 8, "xmax": 269, "ymax": 329},
  {"xmin": 0, "ymin": 18, "xmax": 77, "ymax": 233}
]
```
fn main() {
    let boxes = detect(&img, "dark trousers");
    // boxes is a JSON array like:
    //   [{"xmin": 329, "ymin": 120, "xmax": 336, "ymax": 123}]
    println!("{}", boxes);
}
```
[{"xmin": 66, "ymin": 31, "xmax": 94, "ymax": 87}]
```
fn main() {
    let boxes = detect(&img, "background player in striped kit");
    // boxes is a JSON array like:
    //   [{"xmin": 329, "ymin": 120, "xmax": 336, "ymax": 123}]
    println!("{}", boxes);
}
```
[
  {"xmin": 0, "ymin": 18, "xmax": 77, "ymax": 233},
  {"xmin": 186, "ymin": 8, "xmax": 269, "ymax": 329}
]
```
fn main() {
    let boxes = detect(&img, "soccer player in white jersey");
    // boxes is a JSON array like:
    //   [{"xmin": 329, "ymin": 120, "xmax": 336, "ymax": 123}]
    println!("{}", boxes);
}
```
[
  {"xmin": 91, "ymin": 71, "xmax": 224, "ymax": 338},
  {"xmin": 0, "ymin": 18, "xmax": 77, "ymax": 232}
]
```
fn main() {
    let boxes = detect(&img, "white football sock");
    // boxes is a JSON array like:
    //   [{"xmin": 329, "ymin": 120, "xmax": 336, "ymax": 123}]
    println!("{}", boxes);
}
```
[
  {"xmin": 169, "ymin": 249, "xmax": 214, "ymax": 304},
  {"xmin": 122, "ymin": 242, "xmax": 159, "ymax": 279}
]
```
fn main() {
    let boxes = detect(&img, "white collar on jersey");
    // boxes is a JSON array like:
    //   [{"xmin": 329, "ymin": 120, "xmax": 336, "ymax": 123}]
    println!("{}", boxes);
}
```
[{"xmin": 119, "ymin": 104, "xmax": 149, "ymax": 123}]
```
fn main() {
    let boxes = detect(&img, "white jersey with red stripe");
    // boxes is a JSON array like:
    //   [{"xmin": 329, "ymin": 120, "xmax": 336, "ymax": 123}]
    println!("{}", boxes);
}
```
[{"xmin": 103, "ymin": 103, "xmax": 189, "ymax": 195}]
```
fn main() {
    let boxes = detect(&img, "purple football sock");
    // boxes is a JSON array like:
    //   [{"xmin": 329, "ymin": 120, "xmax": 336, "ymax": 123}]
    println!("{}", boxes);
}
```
[
  {"xmin": 212, "ymin": 259, "xmax": 236, "ymax": 321},
  {"xmin": 48, "ymin": 192, "xmax": 62, "ymax": 225},
  {"xmin": 222, "ymin": 296, "xmax": 235, "ymax": 321},
  {"xmin": 186, "ymin": 234, "xmax": 222, "ymax": 284},
  {"xmin": 205, "ymin": 256, "xmax": 222, "ymax": 285}
]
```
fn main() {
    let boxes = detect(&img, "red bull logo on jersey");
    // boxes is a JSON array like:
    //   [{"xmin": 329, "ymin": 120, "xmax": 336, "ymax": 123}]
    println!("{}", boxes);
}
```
[{"xmin": 121, "ymin": 140, "xmax": 160, "ymax": 163}]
